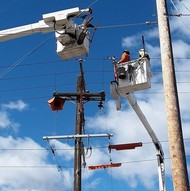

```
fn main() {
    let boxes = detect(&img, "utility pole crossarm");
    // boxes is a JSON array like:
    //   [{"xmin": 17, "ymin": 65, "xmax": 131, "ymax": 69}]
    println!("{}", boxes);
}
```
[
  {"xmin": 43, "ymin": 133, "xmax": 113, "ymax": 140},
  {"xmin": 53, "ymin": 91, "xmax": 105, "ymax": 101}
]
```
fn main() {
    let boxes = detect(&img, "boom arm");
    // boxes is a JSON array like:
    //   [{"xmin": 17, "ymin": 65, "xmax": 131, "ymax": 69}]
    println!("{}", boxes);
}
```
[
  {"xmin": 125, "ymin": 93, "xmax": 166, "ymax": 191},
  {"xmin": 125, "ymin": 93, "xmax": 163, "ymax": 154},
  {"xmin": 110, "ymin": 55, "xmax": 166, "ymax": 190},
  {"xmin": 0, "ymin": 21, "xmax": 54, "ymax": 42},
  {"xmin": 0, "ymin": 7, "xmax": 91, "ymax": 42},
  {"xmin": 0, "ymin": 7, "xmax": 92, "ymax": 60}
]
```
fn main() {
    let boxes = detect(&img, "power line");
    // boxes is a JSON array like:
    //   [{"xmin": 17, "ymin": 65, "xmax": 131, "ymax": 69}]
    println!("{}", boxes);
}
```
[
  {"xmin": 5, "ymin": 92, "xmax": 190, "ymax": 103},
  {"xmin": 0, "ymin": 34, "xmax": 53, "ymax": 79},
  {"xmin": 0, "ymin": 137, "xmax": 189, "ymax": 151},
  {"xmin": 0, "ymin": 80, "xmax": 190, "ymax": 94},
  {"xmin": 179, "ymin": 0, "xmax": 190, "ymax": 12},
  {"xmin": 0, "ymin": 155, "xmax": 190, "ymax": 169},
  {"xmin": 95, "ymin": 21, "xmax": 158, "ymax": 29},
  {"xmin": 1, "ymin": 90, "xmax": 190, "ymax": 104},
  {"xmin": 1, "ymin": 57, "xmax": 190, "ymax": 70},
  {"xmin": 0, "ymin": 21, "xmax": 157, "ymax": 37},
  {"xmin": 46, "ymin": 140, "xmax": 72, "ymax": 190},
  {"xmin": 0, "ymin": 71, "xmax": 78, "ymax": 81},
  {"xmin": 0, "ymin": 69, "xmax": 190, "ymax": 82}
]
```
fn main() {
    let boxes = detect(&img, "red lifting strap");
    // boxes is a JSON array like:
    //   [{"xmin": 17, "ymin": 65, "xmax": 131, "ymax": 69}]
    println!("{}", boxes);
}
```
[
  {"xmin": 108, "ymin": 142, "xmax": 143, "ymax": 151},
  {"xmin": 88, "ymin": 163, "xmax": 122, "ymax": 170}
]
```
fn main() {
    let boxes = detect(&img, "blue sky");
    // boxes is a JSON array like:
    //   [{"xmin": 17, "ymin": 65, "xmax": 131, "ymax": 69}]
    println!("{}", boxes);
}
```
[{"xmin": 0, "ymin": 0, "xmax": 189, "ymax": 191}]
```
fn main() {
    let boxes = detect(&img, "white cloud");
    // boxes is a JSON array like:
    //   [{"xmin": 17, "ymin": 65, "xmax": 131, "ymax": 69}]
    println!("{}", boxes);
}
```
[
  {"xmin": 0, "ymin": 136, "xmax": 73, "ymax": 191},
  {"xmin": 121, "ymin": 35, "xmax": 140, "ymax": 49},
  {"xmin": 2, "ymin": 100, "xmax": 28, "ymax": 112},
  {"xmin": 0, "ymin": 100, "xmax": 28, "ymax": 131},
  {"xmin": 0, "ymin": 111, "xmax": 11, "ymax": 129},
  {"xmin": 83, "ymin": 177, "xmax": 101, "ymax": 190},
  {"xmin": 0, "ymin": 111, "xmax": 20, "ymax": 131}
]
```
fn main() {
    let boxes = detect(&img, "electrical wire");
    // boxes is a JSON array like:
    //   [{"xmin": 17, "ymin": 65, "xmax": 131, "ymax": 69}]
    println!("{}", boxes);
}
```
[
  {"xmin": 46, "ymin": 140, "xmax": 73, "ymax": 191},
  {"xmin": 170, "ymin": 0, "xmax": 190, "ymax": 30},
  {"xmin": 1, "ymin": 89, "xmax": 190, "ymax": 104},
  {"xmin": 0, "ymin": 91, "xmax": 176, "ymax": 103},
  {"xmin": 179, "ymin": 0, "xmax": 190, "ymax": 12},
  {"xmin": 1, "ymin": 79, "xmax": 190, "ymax": 93},
  {"xmin": 0, "ymin": 21, "xmax": 157, "ymax": 37},
  {"xmin": 1, "ymin": 56, "xmax": 190, "ymax": 71},
  {"xmin": 1, "ymin": 57, "xmax": 190, "ymax": 77},
  {"xmin": 2, "ymin": 137, "xmax": 190, "ymax": 151},
  {"xmin": 0, "ymin": 34, "xmax": 53, "ymax": 79},
  {"xmin": 0, "ymin": 155, "xmax": 190, "ymax": 169},
  {"xmin": 96, "ymin": 21, "xmax": 157, "ymax": 29},
  {"xmin": 0, "ymin": 69, "xmax": 190, "ymax": 82}
]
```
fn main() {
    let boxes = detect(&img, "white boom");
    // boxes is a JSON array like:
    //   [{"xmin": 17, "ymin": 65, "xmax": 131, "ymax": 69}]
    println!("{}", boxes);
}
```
[
  {"xmin": 125, "ymin": 93, "xmax": 165, "ymax": 191},
  {"xmin": 110, "ymin": 57, "xmax": 166, "ymax": 191},
  {"xmin": 0, "ymin": 7, "xmax": 92, "ymax": 60}
]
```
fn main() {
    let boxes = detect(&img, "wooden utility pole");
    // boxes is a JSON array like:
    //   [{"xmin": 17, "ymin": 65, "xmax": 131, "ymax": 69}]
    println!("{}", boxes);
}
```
[
  {"xmin": 156, "ymin": 0, "xmax": 190, "ymax": 190},
  {"xmin": 49, "ymin": 60, "xmax": 105, "ymax": 191},
  {"xmin": 74, "ymin": 76, "xmax": 83, "ymax": 191}
]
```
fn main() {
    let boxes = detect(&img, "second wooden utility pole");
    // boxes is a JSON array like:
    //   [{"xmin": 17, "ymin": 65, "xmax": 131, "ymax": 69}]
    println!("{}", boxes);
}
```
[
  {"xmin": 74, "ymin": 76, "xmax": 83, "ymax": 191},
  {"xmin": 156, "ymin": 0, "xmax": 189, "ymax": 190}
]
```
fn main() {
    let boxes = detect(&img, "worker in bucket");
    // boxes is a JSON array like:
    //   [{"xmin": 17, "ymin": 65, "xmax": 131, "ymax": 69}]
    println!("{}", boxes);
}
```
[
  {"xmin": 117, "ymin": 50, "xmax": 131, "ymax": 79},
  {"xmin": 118, "ymin": 50, "xmax": 130, "ymax": 64}
]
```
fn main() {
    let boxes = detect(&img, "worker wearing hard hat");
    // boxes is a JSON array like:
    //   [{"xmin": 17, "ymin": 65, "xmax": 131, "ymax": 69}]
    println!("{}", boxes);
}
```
[
  {"xmin": 118, "ymin": 50, "xmax": 130, "ymax": 64},
  {"xmin": 117, "ymin": 50, "xmax": 131, "ymax": 79},
  {"xmin": 139, "ymin": 49, "xmax": 150, "ymax": 61}
]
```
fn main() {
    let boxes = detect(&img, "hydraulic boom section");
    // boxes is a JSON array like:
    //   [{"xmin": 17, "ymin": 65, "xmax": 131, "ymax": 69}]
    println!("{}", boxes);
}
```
[
  {"xmin": 110, "ymin": 57, "xmax": 166, "ymax": 191},
  {"xmin": 0, "ymin": 7, "xmax": 93, "ymax": 60}
]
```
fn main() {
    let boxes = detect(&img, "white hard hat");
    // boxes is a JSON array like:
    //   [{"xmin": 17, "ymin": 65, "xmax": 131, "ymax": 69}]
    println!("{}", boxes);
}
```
[
  {"xmin": 139, "ymin": 49, "xmax": 145, "ymax": 56},
  {"xmin": 139, "ymin": 49, "xmax": 145, "ymax": 53}
]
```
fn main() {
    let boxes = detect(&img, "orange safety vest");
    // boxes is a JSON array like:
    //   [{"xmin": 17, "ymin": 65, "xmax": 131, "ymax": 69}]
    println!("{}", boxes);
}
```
[{"xmin": 118, "ymin": 52, "xmax": 130, "ymax": 63}]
